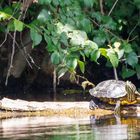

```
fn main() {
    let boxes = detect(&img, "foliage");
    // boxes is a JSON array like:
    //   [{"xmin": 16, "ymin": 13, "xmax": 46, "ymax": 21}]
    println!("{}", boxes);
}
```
[{"xmin": 0, "ymin": 0, "xmax": 140, "ymax": 80}]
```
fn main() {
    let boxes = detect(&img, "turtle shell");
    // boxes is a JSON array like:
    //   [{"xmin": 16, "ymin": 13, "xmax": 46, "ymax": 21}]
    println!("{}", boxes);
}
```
[{"xmin": 89, "ymin": 80, "xmax": 126, "ymax": 99}]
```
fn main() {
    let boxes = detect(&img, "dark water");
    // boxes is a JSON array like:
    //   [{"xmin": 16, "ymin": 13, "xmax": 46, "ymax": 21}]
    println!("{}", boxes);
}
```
[{"xmin": 0, "ymin": 115, "xmax": 139, "ymax": 140}]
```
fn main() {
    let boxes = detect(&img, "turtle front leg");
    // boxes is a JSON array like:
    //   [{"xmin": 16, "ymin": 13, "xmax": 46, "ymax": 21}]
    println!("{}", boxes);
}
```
[
  {"xmin": 89, "ymin": 99, "xmax": 99, "ymax": 110},
  {"xmin": 114, "ymin": 100, "xmax": 121, "ymax": 115}
]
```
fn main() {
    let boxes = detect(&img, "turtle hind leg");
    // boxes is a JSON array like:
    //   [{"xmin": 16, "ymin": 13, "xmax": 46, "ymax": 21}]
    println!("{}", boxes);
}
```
[
  {"xmin": 89, "ymin": 99, "xmax": 99, "ymax": 110},
  {"xmin": 114, "ymin": 100, "xmax": 121, "ymax": 116}
]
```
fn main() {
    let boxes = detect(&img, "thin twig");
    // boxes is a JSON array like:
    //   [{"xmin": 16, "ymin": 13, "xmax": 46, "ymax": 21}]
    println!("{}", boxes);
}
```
[
  {"xmin": 28, "ymin": 54, "xmax": 40, "ymax": 69},
  {"xmin": 108, "ymin": 0, "xmax": 119, "ymax": 16},
  {"xmin": 0, "ymin": 31, "xmax": 8, "ymax": 48},
  {"xmin": 12, "ymin": 0, "xmax": 22, "ymax": 17},
  {"xmin": 23, "ymin": 48, "xmax": 33, "ymax": 68},
  {"xmin": 99, "ymin": 0, "xmax": 104, "ymax": 15},
  {"xmin": 127, "ymin": 22, "xmax": 140, "ymax": 42},
  {"xmin": 89, "ymin": 18, "xmax": 122, "ymax": 41},
  {"xmin": 5, "ymin": 31, "xmax": 16, "ymax": 86},
  {"xmin": 8, "ymin": 32, "xmax": 33, "ymax": 68},
  {"xmin": 128, "ymin": 35, "xmax": 138, "ymax": 42},
  {"xmin": 20, "ymin": 32, "xmax": 33, "ymax": 68},
  {"xmin": 21, "ymin": 0, "xmax": 30, "ymax": 20},
  {"xmin": 76, "ymin": 75, "xmax": 89, "ymax": 81},
  {"xmin": 104, "ymin": 28, "xmax": 122, "ymax": 41},
  {"xmin": 113, "ymin": 67, "xmax": 118, "ymax": 80},
  {"xmin": 53, "ymin": 67, "xmax": 57, "ymax": 100},
  {"xmin": 5, "ymin": 1, "xmax": 28, "ymax": 85}
]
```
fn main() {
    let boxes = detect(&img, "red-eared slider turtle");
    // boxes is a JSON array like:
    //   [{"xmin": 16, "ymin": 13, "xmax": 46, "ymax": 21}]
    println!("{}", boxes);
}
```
[{"xmin": 89, "ymin": 80, "xmax": 140, "ymax": 114}]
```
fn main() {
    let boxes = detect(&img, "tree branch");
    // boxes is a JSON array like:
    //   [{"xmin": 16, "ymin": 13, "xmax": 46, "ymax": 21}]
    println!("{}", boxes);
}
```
[
  {"xmin": 5, "ymin": 31, "xmax": 17, "ymax": 86},
  {"xmin": 108, "ymin": 0, "xmax": 119, "ymax": 16},
  {"xmin": 0, "ymin": 31, "xmax": 8, "ymax": 48},
  {"xmin": 99, "ymin": 0, "xmax": 104, "ymax": 15},
  {"xmin": 53, "ymin": 67, "xmax": 57, "ymax": 100},
  {"xmin": 113, "ymin": 67, "xmax": 118, "ymax": 81},
  {"xmin": 89, "ymin": 18, "xmax": 122, "ymax": 41},
  {"xmin": 8, "ymin": 32, "xmax": 33, "ymax": 69},
  {"xmin": 128, "ymin": 35, "xmax": 138, "ymax": 42}
]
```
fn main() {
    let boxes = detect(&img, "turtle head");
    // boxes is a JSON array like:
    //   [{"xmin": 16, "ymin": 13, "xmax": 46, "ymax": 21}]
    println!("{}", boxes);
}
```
[
  {"xmin": 125, "ymin": 81, "xmax": 136, "ymax": 93},
  {"xmin": 125, "ymin": 81, "xmax": 137, "ymax": 102}
]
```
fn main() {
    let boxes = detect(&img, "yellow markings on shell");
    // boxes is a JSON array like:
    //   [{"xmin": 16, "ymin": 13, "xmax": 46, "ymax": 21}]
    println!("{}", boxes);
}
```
[
  {"xmin": 108, "ymin": 100, "xmax": 116, "ymax": 105},
  {"xmin": 103, "ymin": 98, "xmax": 137, "ymax": 105}
]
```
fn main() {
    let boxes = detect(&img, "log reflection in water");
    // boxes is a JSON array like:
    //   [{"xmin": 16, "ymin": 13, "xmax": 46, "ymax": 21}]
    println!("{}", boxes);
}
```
[{"xmin": 0, "ymin": 115, "xmax": 139, "ymax": 139}]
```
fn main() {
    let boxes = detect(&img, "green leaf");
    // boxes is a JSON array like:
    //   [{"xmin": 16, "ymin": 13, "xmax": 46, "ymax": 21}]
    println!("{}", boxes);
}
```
[
  {"xmin": 126, "ymin": 52, "xmax": 138, "ymax": 67},
  {"xmin": 44, "ymin": 34, "xmax": 57, "ymax": 52},
  {"xmin": 51, "ymin": 51, "xmax": 60, "ymax": 65},
  {"xmin": 7, "ymin": 20, "xmax": 15, "ymax": 31},
  {"xmin": 69, "ymin": 30, "xmax": 88, "ymax": 46},
  {"xmin": 30, "ymin": 29, "xmax": 42, "ymax": 46},
  {"xmin": 69, "ymin": 47, "xmax": 80, "ymax": 52},
  {"xmin": 78, "ymin": 60, "xmax": 85, "ymax": 73},
  {"xmin": 67, "ymin": 57, "xmax": 78, "ymax": 70},
  {"xmin": 14, "ymin": 19, "xmax": 24, "ymax": 31},
  {"xmin": 117, "ymin": 49, "xmax": 124, "ymax": 59},
  {"xmin": 44, "ymin": 33, "xmax": 50, "ymax": 42},
  {"xmin": 38, "ymin": 0, "xmax": 51, "ymax": 4},
  {"xmin": 80, "ymin": 51, "xmax": 86, "ymax": 61},
  {"xmin": 107, "ymin": 49, "xmax": 119, "ymax": 68},
  {"xmin": 135, "ymin": 64, "xmax": 140, "ymax": 79},
  {"xmin": 47, "ymin": 44, "xmax": 57, "ymax": 52},
  {"xmin": 58, "ymin": 67, "xmax": 68, "ymax": 79},
  {"xmin": 122, "ymin": 68, "xmax": 136, "ymax": 79},
  {"xmin": 80, "ymin": 18, "xmax": 92, "ymax": 33},
  {"xmin": 67, "ymin": 18, "xmax": 75, "ymax": 26},
  {"xmin": 134, "ymin": 0, "xmax": 140, "ymax": 9},
  {"xmin": 91, "ymin": 12, "xmax": 102, "ymax": 22},
  {"xmin": 60, "ymin": 32, "xmax": 68, "ymax": 46},
  {"xmin": 90, "ymin": 50, "xmax": 100, "ymax": 62},
  {"xmin": 52, "ymin": 0, "xmax": 59, "ymax": 6},
  {"xmin": 84, "ymin": 0, "xmax": 94, "ymax": 7},
  {"xmin": 63, "ymin": 0, "xmax": 72, "ymax": 5},
  {"xmin": 3, "ymin": 7, "xmax": 13, "ymax": 15},
  {"xmin": 51, "ymin": 36, "xmax": 58, "ymax": 45},
  {"xmin": 99, "ymin": 48, "xmax": 107, "ymax": 58},
  {"xmin": 0, "ymin": 11, "xmax": 10, "ymax": 21},
  {"xmin": 93, "ymin": 30, "xmax": 106, "ymax": 46},
  {"xmin": 84, "ymin": 48, "xmax": 91, "ymax": 58},
  {"xmin": 102, "ymin": 16, "xmax": 117, "ymax": 30},
  {"xmin": 85, "ymin": 40, "xmax": 98, "ymax": 50},
  {"xmin": 37, "ymin": 9, "xmax": 50, "ymax": 23},
  {"xmin": 122, "ymin": 42, "xmax": 133, "ymax": 53}
]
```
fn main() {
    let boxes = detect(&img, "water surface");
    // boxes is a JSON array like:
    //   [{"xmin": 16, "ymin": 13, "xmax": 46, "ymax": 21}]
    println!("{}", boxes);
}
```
[{"xmin": 0, "ymin": 114, "xmax": 139, "ymax": 140}]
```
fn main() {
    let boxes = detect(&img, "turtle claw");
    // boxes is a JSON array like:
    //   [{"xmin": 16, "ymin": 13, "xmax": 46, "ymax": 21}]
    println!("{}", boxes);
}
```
[{"xmin": 89, "ymin": 100, "xmax": 99, "ymax": 110}]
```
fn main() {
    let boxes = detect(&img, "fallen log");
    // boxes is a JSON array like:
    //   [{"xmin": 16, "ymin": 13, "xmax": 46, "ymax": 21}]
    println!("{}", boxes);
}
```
[
  {"xmin": 0, "ymin": 98, "xmax": 113, "ymax": 117},
  {"xmin": 0, "ymin": 98, "xmax": 140, "ymax": 119}
]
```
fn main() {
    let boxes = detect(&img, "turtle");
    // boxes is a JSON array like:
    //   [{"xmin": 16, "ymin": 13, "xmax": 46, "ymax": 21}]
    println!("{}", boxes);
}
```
[{"xmin": 89, "ymin": 80, "xmax": 140, "ymax": 114}]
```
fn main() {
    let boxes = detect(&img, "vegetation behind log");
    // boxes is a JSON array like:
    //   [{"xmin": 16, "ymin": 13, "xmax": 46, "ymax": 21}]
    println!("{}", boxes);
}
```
[{"xmin": 0, "ymin": 0, "xmax": 140, "ymax": 91}]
